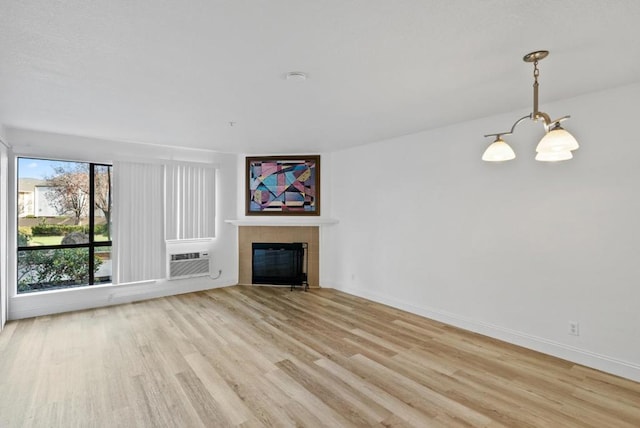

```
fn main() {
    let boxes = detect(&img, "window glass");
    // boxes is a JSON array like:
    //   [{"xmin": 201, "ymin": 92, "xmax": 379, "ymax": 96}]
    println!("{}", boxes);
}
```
[
  {"xmin": 94, "ymin": 245, "xmax": 112, "ymax": 284},
  {"xmin": 94, "ymin": 164, "xmax": 111, "ymax": 242},
  {"xmin": 17, "ymin": 158, "xmax": 112, "ymax": 293},
  {"xmin": 18, "ymin": 248, "xmax": 90, "ymax": 292}
]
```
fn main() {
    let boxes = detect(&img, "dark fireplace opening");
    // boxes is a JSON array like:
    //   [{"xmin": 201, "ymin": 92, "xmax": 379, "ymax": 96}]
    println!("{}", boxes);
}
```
[{"xmin": 252, "ymin": 242, "xmax": 308, "ymax": 290}]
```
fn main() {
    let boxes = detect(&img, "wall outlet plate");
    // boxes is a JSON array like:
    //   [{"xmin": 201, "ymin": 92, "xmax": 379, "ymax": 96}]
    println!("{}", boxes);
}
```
[{"xmin": 569, "ymin": 321, "xmax": 580, "ymax": 336}]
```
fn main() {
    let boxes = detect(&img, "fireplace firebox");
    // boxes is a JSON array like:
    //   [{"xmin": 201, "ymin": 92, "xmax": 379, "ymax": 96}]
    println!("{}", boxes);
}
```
[{"xmin": 252, "ymin": 242, "xmax": 308, "ymax": 291}]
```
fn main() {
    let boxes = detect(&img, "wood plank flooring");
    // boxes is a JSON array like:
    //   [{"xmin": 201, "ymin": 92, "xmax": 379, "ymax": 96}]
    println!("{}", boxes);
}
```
[{"xmin": 1, "ymin": 285, "xmax": 639, "ymax": 427}]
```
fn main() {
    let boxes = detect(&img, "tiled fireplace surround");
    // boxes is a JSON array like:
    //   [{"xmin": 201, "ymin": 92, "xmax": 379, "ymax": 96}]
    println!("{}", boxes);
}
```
[{"xmin": 238, "ymin": 226, "xmax": 320, "ymax": 287}]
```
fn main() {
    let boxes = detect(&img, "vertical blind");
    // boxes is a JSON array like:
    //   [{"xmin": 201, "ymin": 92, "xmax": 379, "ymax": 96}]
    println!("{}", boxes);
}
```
[
  {"xmin": 165, "ymin": 164, "xmax": 216, "ymax": 240},
  {"xmin": 112, "ymin": 161, "xmax": 165, "ymax": 283}
]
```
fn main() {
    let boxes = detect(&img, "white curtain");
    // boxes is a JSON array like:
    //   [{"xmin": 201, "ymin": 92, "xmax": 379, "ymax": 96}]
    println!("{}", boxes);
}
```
[
  {"xmin": 112, "ymin": 161, "xmax": 165, "ymax": 283},
  {"xmin": 165, "ymin": 163, "xmax": 216, "ymax": 240}
]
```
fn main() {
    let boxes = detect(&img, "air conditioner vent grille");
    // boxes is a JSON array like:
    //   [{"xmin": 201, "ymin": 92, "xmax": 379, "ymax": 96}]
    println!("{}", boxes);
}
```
[{"xmin": 168, "ymin": 251, "xmax": 210, "ymax": 279}]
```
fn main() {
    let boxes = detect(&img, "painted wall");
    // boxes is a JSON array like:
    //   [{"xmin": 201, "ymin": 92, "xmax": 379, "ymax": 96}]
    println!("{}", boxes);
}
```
[
  {"xmin": 324, "ymin": 83, "xmax": 640, "ymax": 382},
  {"xmin": 5, "ymin": 128, "xmax": 239, "ymax": 319},
  {"xmin": 0, "ymin": 132, "xmax": 8, "ymax": 331}
]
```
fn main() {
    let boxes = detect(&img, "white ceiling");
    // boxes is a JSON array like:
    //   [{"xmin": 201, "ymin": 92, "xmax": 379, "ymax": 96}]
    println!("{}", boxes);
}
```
[{"xmin": 2, "ymin": 0, "xmax": 640, "ymax": 154}]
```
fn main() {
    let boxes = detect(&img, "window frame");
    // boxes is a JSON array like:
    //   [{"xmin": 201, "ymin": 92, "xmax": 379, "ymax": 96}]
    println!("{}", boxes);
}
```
[{"xmin": 16, "ymin": 158, "xmax": 113, "ymax": 292}]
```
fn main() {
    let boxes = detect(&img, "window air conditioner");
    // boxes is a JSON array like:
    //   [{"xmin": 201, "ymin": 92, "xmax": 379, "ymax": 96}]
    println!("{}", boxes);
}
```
[{"xmin": 168, "ymin": 251, "xmax": 210, "ymax": 279}]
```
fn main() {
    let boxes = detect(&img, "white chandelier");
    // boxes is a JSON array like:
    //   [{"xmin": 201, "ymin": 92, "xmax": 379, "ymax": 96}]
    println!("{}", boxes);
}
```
[{"xmin": 482, "ymin": 50, "xmax": 579, "ymax": 162}]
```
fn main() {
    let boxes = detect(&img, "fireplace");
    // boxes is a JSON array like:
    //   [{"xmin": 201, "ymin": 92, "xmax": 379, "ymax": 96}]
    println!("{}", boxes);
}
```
[
  {"xmin": 237, "ymin": 226, "xmax": 319, "ymax": 287},
  {"xmin": 252, "ymin": 242, "xmax": 308, "ymax": 290}
]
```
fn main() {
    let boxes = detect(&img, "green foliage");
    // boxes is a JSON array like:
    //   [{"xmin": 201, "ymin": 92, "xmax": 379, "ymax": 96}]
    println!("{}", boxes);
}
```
[
  {"xmin": 17, "ymin": 248, "xmax": 103, "ymax": 293},
  {"xmin": 94, "ymin": 223, "xmax": 110, "ymax": 236},
  {"xmin": 18, "ymin": 227, "xmax": 32, "ymax": 246},
  {"xmin": 31, "ymin": 224, "xmax": 89, "ymax": 236}
]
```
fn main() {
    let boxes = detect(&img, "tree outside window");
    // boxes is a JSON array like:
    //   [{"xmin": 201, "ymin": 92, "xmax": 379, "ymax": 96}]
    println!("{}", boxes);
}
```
[{"xmin": 45, "ymin": 163, "xmax": 90, "ymax": 225}]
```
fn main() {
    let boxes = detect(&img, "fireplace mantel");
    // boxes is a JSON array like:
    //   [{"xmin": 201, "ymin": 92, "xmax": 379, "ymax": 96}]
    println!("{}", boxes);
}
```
[{"xmin": 225, "ymin": 218, "xmax": 338, "ymax": 227}]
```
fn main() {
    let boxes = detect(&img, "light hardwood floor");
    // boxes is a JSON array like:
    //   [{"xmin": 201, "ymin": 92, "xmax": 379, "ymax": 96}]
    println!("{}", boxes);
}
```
[{"xmin": 1, "ymin": 286, "xmax": 639, "ymax": 427}]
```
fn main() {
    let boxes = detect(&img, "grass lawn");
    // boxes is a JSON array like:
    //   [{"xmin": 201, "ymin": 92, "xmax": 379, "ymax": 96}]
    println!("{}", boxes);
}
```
[{"xmin": 30, "ymin": 235, "xmax": 64, "ymax": 246}]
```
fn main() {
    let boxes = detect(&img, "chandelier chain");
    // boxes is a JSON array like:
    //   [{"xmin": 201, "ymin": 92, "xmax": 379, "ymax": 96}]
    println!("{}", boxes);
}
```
[{"xmin": 533, "ymin": 60, "xmax": 540, "ymax": 83}]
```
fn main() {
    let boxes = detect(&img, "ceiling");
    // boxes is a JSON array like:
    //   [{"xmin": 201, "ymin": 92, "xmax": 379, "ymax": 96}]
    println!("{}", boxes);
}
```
[{"xmin": 2, "ymin": 0, "xmax": 640, "ymax": 154}]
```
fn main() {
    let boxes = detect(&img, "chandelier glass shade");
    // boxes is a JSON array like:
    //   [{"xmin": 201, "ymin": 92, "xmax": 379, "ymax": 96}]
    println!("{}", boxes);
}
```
[
  {"xmin": 535, "ymin": 124, "xmax": 579, "ymax": 153},
  {"xmin": 482, "ymin": 51, "xmax": 579, "ymax": 162},
  {"xmin": 535, "ymin": 150, "xmax": 573, "ymax": 162},
  {"xmin": 482, "ymin": 137, "xmax": 516, "ymax": 161}
]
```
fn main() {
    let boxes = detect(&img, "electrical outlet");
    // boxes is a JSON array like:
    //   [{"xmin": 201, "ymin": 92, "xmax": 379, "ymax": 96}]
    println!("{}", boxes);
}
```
[{"xmin": 568, "ymin": 321, "xmax": 580, "ymax": 336}]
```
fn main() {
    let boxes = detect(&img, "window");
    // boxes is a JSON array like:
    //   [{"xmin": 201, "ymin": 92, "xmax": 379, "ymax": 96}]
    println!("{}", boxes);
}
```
[{"xmin": 17, "ymin": 158, "xmax": 112, "ymax": 293}]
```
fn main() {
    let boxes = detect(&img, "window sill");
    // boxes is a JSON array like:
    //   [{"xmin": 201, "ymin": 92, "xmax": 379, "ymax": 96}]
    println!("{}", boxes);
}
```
[{"xmin": 12, "ymin": 280, "xmax": 156, "ymax": 298}]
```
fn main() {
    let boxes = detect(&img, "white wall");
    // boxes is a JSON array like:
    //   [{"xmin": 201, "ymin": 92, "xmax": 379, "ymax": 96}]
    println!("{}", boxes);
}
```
[
  {"xmin": 324, "ymin": 82, "xmax": 640, "ymax": 382},
  {"xmin": 5, "ymin": 128, "xmax": 239, "ymax": 319},
  {"xmin": 0, "ymin": 128, "xmax": 8, "ymax": 330}
]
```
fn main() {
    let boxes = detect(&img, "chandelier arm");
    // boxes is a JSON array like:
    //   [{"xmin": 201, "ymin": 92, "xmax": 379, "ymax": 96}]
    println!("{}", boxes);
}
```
[
  {"xmin": 550, "ymin": 115, "xmax": 571, "ymax": 125},
  {"xmin": 538, "ymin": 115, "xmax": 572, "ymax": 133},
  {"xmin": 484, "ymin": 132, "xmax": 509, "ymax": 138},
  {"xmin": 483, "ymin": 114, "xmax": 532, "ymax": 139},
  {"xmin": 533, "ymin": 111, "xmax": 552, "ymax": 125},
  {"xmin": 508, "ymin": 114, "xmax": 534, "ymax": 134}
]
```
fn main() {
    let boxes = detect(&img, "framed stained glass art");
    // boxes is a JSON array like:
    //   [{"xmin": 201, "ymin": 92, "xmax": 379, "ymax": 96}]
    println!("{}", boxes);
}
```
[{"xmin": 246, "ymin": 155, "xmax": 320, "ymax": 216}]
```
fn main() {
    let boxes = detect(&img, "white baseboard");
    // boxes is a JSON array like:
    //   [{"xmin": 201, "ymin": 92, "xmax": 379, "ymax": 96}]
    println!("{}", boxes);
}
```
[{"xmin": 332, "ymin": 284, "xmax": 640, "ymax": 383}]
